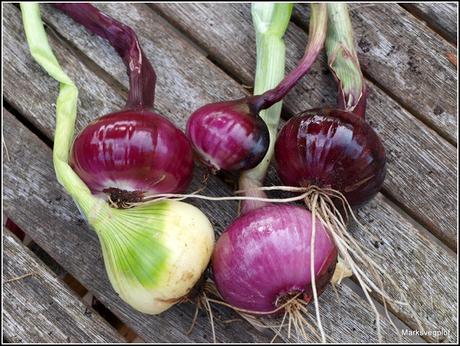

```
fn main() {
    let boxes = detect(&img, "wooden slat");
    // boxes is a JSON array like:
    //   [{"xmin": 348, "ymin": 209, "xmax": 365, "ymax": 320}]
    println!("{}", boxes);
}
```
[
  {"xmin": 401, "ymin": 3, "xmax": 458, "ymax": 45},
  {"xmin": 293, "ymin": 3, "xmax": 457, "ymax": 143},
  {"xmin": 3, "ymin": 110, "xmax": 420, "ymax": 343},
  {"xmin": 3, "ymin": 3, "xmax": 456, "ymax": 342},
  {"xmin": 3, "ymin": 229, "xmax": 124, "ymax": 343},
  {"xmin": 150, "ymin": 3, "xmax": 457, "ymax": 249},
  {"xmin": 3, "ymin": 4, "xmax": 422, "ymax": 341}
]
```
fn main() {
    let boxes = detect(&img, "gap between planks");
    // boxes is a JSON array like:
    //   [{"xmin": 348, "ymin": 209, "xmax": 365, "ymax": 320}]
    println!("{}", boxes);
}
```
[{"xmin": 399, "ymin": 4, "xmax": 457, "ymax": 48}]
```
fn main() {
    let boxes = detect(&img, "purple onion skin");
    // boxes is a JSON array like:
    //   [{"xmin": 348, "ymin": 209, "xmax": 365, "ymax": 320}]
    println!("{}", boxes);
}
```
[
  {"xmin": 70, "ymin": 109, "xmax": 194, "ymax": 198},
  {"xmin": 275, "ymin": 108, "xmax": 386, "ymax": 207},
  {"xmin": 186, "ymin": 100, "xmax": 269, "ymax": 172},
  {"xmin": 212, "ymin": 205, "xmax": 337, "ymax": 314}
]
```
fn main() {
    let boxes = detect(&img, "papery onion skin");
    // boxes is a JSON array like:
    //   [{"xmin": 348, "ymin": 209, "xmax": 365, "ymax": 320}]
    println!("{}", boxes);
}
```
[
  {"xmin": 186, "ymin": 100, "xmax": 270, "ymax": 172},
  {"xmin": 95, "ymin": 200, "xmax": 215, "ymax": 314},
  {"xmin": 212, "ymin": 205, "xmax": 337, "ymax": 314},
  {"xmin": 70, "ymin": 109, "xmax": 194, "ymax": 198},
  {"xmin": 275, "ymin": 108, "xmax": 386, "ymax": 207}
]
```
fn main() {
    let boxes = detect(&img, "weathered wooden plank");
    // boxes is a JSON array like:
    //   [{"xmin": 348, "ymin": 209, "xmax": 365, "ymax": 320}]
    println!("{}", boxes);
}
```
[
  {"xmin": 3, "ymin": 229, "xmax": 124, "ymax": 343},
  {"xmin": 150, "ymin": 3, "xmax": 457, "ymax": 250},
  {"xmin": 3, "ymin": 110, "xmax": 421, "ymax": 343},
  {"xmin": 352, "ymin": 194, "xmax": 457, "ymax": 342},
  {"xmin": 292, "ymin": 3, "xmax": 457, "ymax": 143},
  {"xmin": 4, "ymin": 3, "xmax": 456, "ymax": 341},
  {"xmin": 3, "ymin": 4, "xmax": 422, "ymax": 339},
  {"xmin": 400, "ymin": 3, "xmax": 458, "ymax": 45}
]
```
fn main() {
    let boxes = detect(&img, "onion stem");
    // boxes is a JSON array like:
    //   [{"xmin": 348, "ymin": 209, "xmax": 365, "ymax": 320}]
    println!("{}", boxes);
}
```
[
  {"xmin": 249, "ymin": 4, "xmax": 328, "ymax": 112},
  {"xmin": 326, "ymin": 3, "xmax": 366, "ymax": 117},
  {"xmin": 53, "ymin": 4, "xmax": 156, "ymax": 110},
  {"xmin": 239, "ymin": 3, "xmax": 292, "ymax": 212},
  {"xmin": 240, "ymin": 3, "xmax": 328, "ymax": 213},
  {"xmin": 20, "ymin": 3, "xmax": 101, "ymax": 218}
]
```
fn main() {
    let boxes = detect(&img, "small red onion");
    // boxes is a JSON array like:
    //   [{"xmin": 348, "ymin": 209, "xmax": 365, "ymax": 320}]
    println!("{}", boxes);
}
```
[
  {"xmin": 275, "ymin": 108, "xmax": 386, "ymax": 207},
  {"xmin": 212, "ymin": 204, "xmax": 337, "ymax": 313},
  {"xmin": 186, "ymin": 100, "xmax": 269, "ymax": 172}
]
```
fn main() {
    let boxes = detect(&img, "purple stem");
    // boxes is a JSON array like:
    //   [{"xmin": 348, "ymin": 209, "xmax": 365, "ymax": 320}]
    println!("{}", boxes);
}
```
[
  {"xmin": 249, "ymin": 4, "xmax": 328, "ymax": 113},
  {"xmin": 53, "ymin": 3, "xmax": 156, "ymax": 110}
]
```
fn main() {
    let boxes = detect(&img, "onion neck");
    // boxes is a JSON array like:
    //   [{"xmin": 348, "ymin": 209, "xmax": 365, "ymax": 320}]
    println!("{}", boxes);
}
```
[
  {"xmin": 240, "ymin": 4, "xmax": 328, "ymax": 214},
  {"xmin": 326, "ymin": 3, "xmax": 366, "ymax": 118},
  {"xmin": 53, "ymin": 3, "xmax": 156, "ymax": 110},
  {"xmin": 239, "ymin": 3, "xmax": 293, "ymax": 214},
  {"xmin": 248, "ymin": 3, "xmax": 328, "ymax": 113},
  {"xmin": 21, "ymin": 3, "xmax": 105, "ymax": 225}
]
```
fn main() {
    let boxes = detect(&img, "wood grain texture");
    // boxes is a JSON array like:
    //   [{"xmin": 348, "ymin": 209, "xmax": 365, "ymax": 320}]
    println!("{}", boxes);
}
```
[
  {"xmin": 3, "ymin": 110, "xmax": 421, "ymax": 343},
  {"xmin": 2, "ymin": 6, "xmax": 420, "ymax": 341},
  {"xmin": 401, "ymin": 3, "xmax": 458, "ymax": 45},
  {"xmin": 3, "ymin": 3, "xmax": 456, "ymax": 342},
  {"xmin": 150, "ymin": 3, "xmax": 457, "ymax": 249},
  {"xmin": 3, "ymin": 229, "xmax": 124, "ymax": 343},
  {"xmin": 292, "ymin": 3, "xmax": 457, "ymax": 144}
]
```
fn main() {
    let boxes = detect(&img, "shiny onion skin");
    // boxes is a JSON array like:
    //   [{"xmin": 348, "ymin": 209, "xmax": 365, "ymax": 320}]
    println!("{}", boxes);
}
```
[
  {"xmin": 212, "ymin": 205, "xmax": 337, "ymax": 314},
  {"xmin": 275, "ymin": 108, "xmax": 386, "ymax": 207},
  {"xmin": 54, "ymin": 4, "xmax": 195, "ymax": 202},
  {"xmin": 186, "ymin": 100, "xmax": 269, "ymax": 172},
  {"xmin": 70, "ymin": 109, "xmax": 193, "ymax": 199}
]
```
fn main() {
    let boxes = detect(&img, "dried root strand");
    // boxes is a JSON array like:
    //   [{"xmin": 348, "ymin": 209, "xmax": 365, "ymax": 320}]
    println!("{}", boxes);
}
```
[
  {"xmin": 304, "ymin": 186, "xmax": 421, "ymax": 342},
  {"xmin": 4, "ymin": 272, "xmax": 37, "ymax": 283},
  {"xmin": 184, "ymin": 282, "xmax": 217, "ymax": 343},
  {"xmin": 310, "ymin": 192, "xmax": 327, "ymax": 342}
]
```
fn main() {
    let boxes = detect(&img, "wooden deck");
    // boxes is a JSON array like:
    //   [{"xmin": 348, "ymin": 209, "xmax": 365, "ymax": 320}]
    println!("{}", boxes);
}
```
[{"xmin": 3, "ymin": 3, "xmax": 457, "ymax": 343}]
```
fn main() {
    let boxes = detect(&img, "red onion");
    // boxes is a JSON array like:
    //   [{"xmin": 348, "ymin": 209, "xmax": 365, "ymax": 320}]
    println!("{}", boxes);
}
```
[
  {"xmin": 186, "ymin": 99, "xmax": 269, "ymax": 172},
  {"xmin": 70, "ymin": 110, "xmax": 193, "ymax": 200},
  {"xmin": 54, "ymin": 4, "xmax": 193, "ymax": 202},
  {"xmin": 274, "ymin": 4, "xmax": 386, "ymax": 207},
  {"xmin": 268, "ymin": 3, "xmax": 385, "ymax": 212},
  {"xmin": 275, "ymin": 108, "xmax": 386, "ymax": 207},
  {"xmin": 212, "ymin": 204, "xmax": 337, "ymax": 313}
]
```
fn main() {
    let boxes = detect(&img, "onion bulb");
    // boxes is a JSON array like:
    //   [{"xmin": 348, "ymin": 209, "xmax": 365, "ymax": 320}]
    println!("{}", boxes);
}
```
[
  {"xmin": 70, "ymin": 109, "xmax": 193, "ymax": 201},
  {"xmin": 90, "ymin": 199, "xmax": 214, "ymax": 314},
  {"xmin": 186, "ymin": 99, "xmax": 269, "ymax": 172},
  {"xmin": 275, "ymin": 108, "xmax": 386, "ymax": 207},
  {"xmin": 186, "ymin": 4, "xmax": 326, "ymax": 174},
  {"xmin": 212, "ymin": 205, "xmax": 337, "ymax": 314}
]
